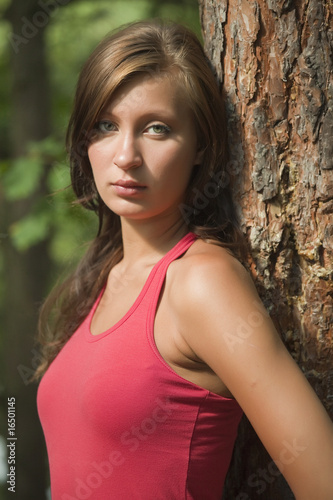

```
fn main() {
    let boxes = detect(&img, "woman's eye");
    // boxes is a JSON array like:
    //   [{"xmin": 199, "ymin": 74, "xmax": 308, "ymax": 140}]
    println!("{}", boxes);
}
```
[
  {"xmin": 146, "ymin": 124, "xmax": 171, "ymax": 135},
  {"xmin": 95, "ymin": 121, "xmax": 117, "ymax": 133}
]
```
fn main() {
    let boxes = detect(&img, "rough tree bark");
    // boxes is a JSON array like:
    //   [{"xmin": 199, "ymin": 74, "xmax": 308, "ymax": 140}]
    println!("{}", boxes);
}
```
[{"xmin": 199, "ymin": 0, "xmax": 333, "ymax": 498}]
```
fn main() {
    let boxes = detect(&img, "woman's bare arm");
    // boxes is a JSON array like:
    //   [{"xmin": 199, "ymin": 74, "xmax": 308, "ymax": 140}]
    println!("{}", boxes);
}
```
[{"xmin": 175, "ymin": 246, "xmax": 333, "ymax": 499}]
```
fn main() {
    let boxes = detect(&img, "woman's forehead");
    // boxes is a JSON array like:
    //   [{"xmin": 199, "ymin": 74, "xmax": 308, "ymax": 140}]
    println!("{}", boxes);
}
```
[{"xmin": 101, "ymin": 72, "xmax": 190, "ymax": 117}]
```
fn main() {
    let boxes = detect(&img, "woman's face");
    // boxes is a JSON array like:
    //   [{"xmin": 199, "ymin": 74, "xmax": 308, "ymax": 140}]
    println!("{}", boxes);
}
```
[{"xmin": 87, "ymin": 74, "xmax": 202, "ymax": 222}]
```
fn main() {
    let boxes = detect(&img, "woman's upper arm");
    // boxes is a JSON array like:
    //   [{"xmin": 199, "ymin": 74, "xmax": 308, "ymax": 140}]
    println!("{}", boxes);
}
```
[{"xmin": 176, "ymin": 250, "xmax": 333, "ymax": 499}]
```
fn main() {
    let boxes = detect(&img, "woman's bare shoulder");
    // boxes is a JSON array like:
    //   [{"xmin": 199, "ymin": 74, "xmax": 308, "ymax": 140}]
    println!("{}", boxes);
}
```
[
  {"xmin": 169, "ymin": 237, "xmax": 271, "ymax": 354},
  {"xmin": 171, "ymin": 238, "xmax": 256, "ymax": 305}
]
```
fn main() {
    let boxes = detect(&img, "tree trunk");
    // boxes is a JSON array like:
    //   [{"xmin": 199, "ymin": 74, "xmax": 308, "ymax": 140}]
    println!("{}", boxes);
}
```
[
  {"xmin": 2, "ymin": 0, "xmax": 52, "ymax": 498},
  {"xmin": 199, "ymin": 0, "xmax": 333, "ymax": 498}
]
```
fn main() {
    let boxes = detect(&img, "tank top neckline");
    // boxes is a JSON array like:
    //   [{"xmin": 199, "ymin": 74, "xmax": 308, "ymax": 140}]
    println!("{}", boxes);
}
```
[{"xmin": 85, "ymin": 232, "xmax": 197, "ymax": 342}]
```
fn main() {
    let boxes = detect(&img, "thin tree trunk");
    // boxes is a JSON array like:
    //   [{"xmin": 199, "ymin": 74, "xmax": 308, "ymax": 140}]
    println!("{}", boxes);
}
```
[
  {"xmin": 199, "ymin": 0, "xmax": 333, "ymax": 498},
  {"xmin": 2, "ymin": 0, "xmax": 52, "ymax": 497}
]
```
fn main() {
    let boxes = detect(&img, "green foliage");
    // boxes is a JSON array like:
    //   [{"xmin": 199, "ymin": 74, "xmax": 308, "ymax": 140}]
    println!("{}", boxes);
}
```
[
  {"xmin": 2, "ymin": 156, "xmax": 44, "ymax": 201},
  {"xmin": 2, "ymin": 137, "xmax": 69, "ymax": 202},
  {"xmin": 2, "ymin": 136, "xmax": 97, "ymax": 261},
  {"xmin": 10, "ymin": 206, "xmax": 50, "ymax": 251}
]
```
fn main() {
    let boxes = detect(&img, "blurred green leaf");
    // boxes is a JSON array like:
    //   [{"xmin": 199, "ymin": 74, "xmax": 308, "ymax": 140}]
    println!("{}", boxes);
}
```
[
  {"xmin": 9, "ymin": 209, "xmax": 51, "ymax": 251},
  {"xmin": 3, "ymin": 156, "xmax": 44, "ymax": 201}
]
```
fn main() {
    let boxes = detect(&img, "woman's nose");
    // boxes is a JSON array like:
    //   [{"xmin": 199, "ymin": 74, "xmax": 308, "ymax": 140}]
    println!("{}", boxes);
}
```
[{"xmin": 113, "ymin": 132, "xmax": 142, "ymax": 170}]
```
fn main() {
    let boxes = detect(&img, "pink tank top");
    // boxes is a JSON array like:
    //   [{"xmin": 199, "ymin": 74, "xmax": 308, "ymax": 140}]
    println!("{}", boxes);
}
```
[{"xmin": 37, "ymin": 232, "xmax": 243, "ymax": 500}]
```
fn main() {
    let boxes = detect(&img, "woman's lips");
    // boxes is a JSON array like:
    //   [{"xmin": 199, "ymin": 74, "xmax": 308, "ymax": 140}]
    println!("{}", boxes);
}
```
[{"xmin": 112, "ymin": 180, "xmax": 147, "ymax": 196}]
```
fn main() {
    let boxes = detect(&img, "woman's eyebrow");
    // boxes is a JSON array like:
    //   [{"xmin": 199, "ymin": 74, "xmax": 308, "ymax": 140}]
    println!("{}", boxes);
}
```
[{"xmin": 98, "ymin": 108, "xmax": 178, "ymax": 123}]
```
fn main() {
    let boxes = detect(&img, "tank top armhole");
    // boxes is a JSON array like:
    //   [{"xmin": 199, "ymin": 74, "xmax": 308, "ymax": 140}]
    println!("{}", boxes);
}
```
[
  {"xmin": 145, "ymin": 233, "xmax": 217, "ymax": 387},
  {"xmin": 145, "ymin": 232, "xmax": 243, "ymax": 403}
]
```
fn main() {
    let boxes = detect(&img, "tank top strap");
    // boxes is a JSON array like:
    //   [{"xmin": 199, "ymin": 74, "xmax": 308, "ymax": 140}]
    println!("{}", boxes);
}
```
[
  {"xmin": 143, "ymin": 231, "xmax": 198, "ymax": 323},
  {"xmin": 155, "ymin": 231, "xmax": 197, "ymax": 276}
]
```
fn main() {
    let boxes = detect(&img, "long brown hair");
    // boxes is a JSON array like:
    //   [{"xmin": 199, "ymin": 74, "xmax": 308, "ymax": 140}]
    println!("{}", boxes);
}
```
[{"xmin": 35, "ymin": 19, "xmax": 247, "ymax": 379}]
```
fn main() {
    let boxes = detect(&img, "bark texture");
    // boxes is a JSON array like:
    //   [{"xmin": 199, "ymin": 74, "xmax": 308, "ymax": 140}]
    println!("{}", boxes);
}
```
[{"xmin": 199, "ymin": 0, "xmax": 333, "ymax": 498}]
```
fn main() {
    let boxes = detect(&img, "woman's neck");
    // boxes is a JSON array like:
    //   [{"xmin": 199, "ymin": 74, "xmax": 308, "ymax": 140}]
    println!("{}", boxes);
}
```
[{"xmin": 119, "ymin": 215, "xmax": 189, "ymax": 268}]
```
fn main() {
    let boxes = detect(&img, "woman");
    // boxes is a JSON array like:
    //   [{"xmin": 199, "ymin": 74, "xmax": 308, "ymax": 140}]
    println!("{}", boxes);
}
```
[{"xmin": 36, "ymin": 20, "xmax": 333, "ymax": 500}]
